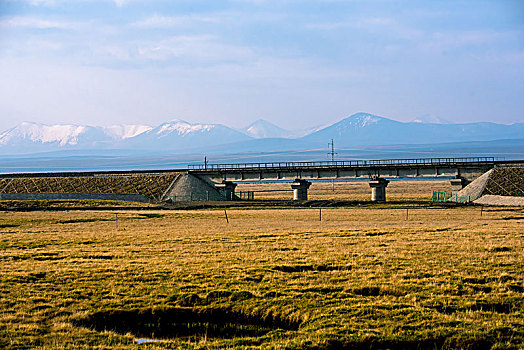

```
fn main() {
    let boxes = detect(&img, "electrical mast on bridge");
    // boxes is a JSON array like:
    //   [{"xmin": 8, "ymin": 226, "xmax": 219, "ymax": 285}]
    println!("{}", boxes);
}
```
[
  {"xmin": 328, "ymin": 139, "xmax": 337, "ymax": 192},
  {"xmin": 328, "ymin": 139, "xmax": 337, "ymax": 163}
]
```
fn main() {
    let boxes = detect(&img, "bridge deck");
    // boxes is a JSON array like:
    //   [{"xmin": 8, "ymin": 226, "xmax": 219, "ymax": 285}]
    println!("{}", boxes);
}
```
[{"xmin": 188, "ymin": 157, "xmax": 503, "ymax": 171}]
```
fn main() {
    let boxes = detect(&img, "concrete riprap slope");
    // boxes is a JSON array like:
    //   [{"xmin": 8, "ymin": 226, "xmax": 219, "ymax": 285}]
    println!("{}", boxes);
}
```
[
  {"xmin": 0, "ymin": 173, "xmax": 179, "ymax": 202},
  {"xmin": 458, "ymin": 167, "xmax": 524, "ymax": 206}
]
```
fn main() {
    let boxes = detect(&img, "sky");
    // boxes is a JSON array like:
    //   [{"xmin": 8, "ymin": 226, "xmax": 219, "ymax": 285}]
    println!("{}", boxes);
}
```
[{"xmin": 0, "ymin": 0, "xmax": 523, "ymax": 132}]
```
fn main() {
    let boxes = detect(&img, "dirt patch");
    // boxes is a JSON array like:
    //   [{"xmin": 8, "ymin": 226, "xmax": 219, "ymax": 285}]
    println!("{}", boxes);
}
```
[{"xmin": 474, "ymin": 195, "xmax": 524, "ymax": 207}]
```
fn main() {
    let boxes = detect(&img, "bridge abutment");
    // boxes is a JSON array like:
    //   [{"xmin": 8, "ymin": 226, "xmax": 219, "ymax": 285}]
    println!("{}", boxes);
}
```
[
  {"xmin": 291, "ymin": 179, "xmax": 311, "ymax": 200},
  {"xmin": 450, "ymin": 177, "xmax": 468, "ymax": 192},
  {"xmin": 215, "ymin": 180, "xmax": 237, "ymax": 200},
  {"xmin": 369, "ymin": 178, "xmax": 389, "ymax": 202}
]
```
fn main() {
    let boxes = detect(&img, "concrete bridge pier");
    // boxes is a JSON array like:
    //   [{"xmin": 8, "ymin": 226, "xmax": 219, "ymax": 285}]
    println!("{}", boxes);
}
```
[
  {"xmin": 450, "ymin": 177, "xmax": 468, "ymax": 192},
  {"xmin": 215, "ymin": 180, "xmax": 237, "ymax": 200},
  {"xmin": 291, "ymin": 179, "xmax": 311, "ymax": 200},
  {"xmin": 369, "ymin": 178, "xmax": 389, "ymax": 202}
]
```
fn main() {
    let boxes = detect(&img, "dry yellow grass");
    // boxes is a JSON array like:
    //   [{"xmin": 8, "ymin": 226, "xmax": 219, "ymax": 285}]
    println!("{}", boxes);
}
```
[{"xmin": 0, "ymin": 181, "xmax": 522, "ymax": 349}]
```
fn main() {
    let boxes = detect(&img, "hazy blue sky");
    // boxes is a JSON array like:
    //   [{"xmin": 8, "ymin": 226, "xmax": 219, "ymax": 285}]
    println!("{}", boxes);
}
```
[{"xmin": 0, "ymin": 0, "xmax": 523, "ymax": 131}]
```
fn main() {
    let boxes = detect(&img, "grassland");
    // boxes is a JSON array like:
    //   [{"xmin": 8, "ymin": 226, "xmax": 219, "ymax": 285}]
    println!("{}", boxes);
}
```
[{"xmin": 0, "ymin": 181, "xmax": 522, "ymax": 349}]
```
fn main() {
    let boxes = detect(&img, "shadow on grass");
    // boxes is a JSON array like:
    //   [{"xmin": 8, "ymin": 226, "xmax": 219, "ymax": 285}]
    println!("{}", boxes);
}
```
[
  {"xmin": 74, "ymin": 307, "xmax": 300, "ymax": 340},
  {"xmin": 323, "ymin": 336, "xmax": 494, "ymax": 350}
]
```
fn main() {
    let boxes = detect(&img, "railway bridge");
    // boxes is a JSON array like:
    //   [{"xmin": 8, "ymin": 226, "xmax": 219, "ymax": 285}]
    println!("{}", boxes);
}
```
[
  {"xmin": 188, "ymin": 157, "xmax": 521, "ymax": 200},
  {"xmin": 1, "ymin": 157, "xmax": 521, "ymax": 202}
]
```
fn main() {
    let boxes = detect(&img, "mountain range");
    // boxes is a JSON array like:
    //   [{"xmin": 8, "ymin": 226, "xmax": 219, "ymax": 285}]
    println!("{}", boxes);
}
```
[{"xmin": 0, "ymin": 113, "xmax": 523, "ymax": 156}]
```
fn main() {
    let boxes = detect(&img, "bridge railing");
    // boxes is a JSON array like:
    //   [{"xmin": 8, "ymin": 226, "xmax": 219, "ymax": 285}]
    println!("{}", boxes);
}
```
[{"xmin": 188, "ymin": 157, "xmax": 503, "ymax": 171}]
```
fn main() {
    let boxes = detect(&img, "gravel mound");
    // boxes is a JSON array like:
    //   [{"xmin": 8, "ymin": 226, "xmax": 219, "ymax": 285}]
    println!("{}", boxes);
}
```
[
  {"xmin": 474, "ymin": 195, "xmax": 524, "ymax": 207},
  {"xmin": 458, "ymin": 169, "xmax": 492, "ymax": 198}
]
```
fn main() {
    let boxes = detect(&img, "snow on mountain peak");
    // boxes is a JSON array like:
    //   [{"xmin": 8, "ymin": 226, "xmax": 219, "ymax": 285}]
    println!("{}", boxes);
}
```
[
  {"xmin": 155, "ymin": 120, "xmax": 215, "ymax": 137},
  {"xmin": 343, "ymin": 113, "xmax": 382, "ymax": 128},
  {"xmin": 242, "ymin": 119, "xmax": 291, "ymax": 138},
  {"xmin": 104, "ymin": 124, "xmax": 152, "ymax": 139},
  {"xmin": 411, "ymin": 115, "xmax": 452, "ymax": 124},
  {"xmin": 0, "ymin": 122, "xmax": 154, "ymax": 151},
  {"xmin": 0, "ymin": 122, "xmax": 89, "ymax": 146}
]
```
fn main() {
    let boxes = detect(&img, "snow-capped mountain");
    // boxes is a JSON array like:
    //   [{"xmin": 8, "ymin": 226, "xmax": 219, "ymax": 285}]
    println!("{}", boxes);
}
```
[
  {"xmin": 124, "ymin": 120, "xmax": 252, "ymax": 150},
  {"xmin": 302, "ymin": 112, "xmax": 397, "ymax": 145},
  {"xmin": 103, "ymin": 124, "xmax": 152, "ymax": 140},
  {"xmin": 241, "ymin": 119, "xmax": 292, "ymax": 138},
  {"xmin": 0, "ymin": 114, "xmax": 523, "ymax": 155},
  {"xmin": 0, "ymin": 122, "xmax": 116, "ymax": 153},
  {"xmin": 0, "ymin": 122, "xmax": 154, "ymax": 154},
  {"xmin": 0, "ymin": 122, "xmax": 100, "ymax": 146},
  {"xmin": 302, "ymin": 112, "xmax": 524, "ymax": 147}
]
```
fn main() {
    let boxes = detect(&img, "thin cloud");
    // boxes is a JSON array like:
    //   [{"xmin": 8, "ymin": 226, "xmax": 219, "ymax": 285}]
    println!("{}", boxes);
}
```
[
  {"xmin": 428, "ymin": 30, "xmax": 518, "ymax": 49},
  {"xmin": 113, "ymin": 0, "xmax": 126, "ymax": 7},
  {"xmin": 135, "ymin": 35, "xmax": 254, "ymax": 63},
  {"xmin": 307, "ymin": 16, "xmax": 423, "ymax": 40},
  {"xmin": 0, "ymin": 16, "xmax": 76, "ymax": 29},
  {"xmin": 131, "ymin": 14, "xmax": 222, "ymax": 28}
]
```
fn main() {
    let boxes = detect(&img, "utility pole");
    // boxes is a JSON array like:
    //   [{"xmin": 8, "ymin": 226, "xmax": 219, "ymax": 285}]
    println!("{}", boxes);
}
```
[
  {"xmin": 328, "ymin": 139, "xmax": 337, "ymax": 192},
  {"xmin": 328, "ymin": 139, "xmax": 336, "ymax": 163}
]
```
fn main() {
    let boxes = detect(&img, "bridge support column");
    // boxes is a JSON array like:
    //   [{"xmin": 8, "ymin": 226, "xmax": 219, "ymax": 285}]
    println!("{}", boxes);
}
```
[
  {"xmin": 215, "ymin": 181, "xmax": 237, "ymax": 200},
  {"xmin": 450, "ymin": 177, "xmax": 467, "ymax": 192},
  {"xmin": 369, "ymin": 178, "xmax": 389, "ymax": 202},
  {"xmin": 291, "ymin": 179, "xmax": 311, "ymax": 200}
]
